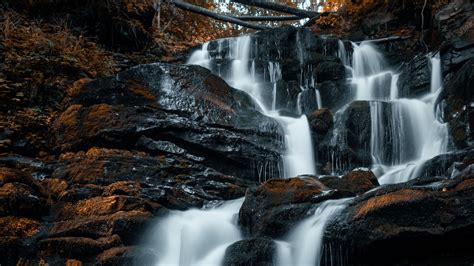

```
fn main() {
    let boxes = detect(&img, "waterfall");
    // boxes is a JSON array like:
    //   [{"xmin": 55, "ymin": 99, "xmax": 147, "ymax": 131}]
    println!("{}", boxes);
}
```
[
  {"xmin": 147, "ymin": 198, "xmax": 244, "ymax": 265},
  {"xmin": 349, "ymin": 43, "xmax": 449, "ymax": 184},
  {"xmin": 187, "ymin": 35, "xmax": 316, "ymax": 178},
  {"xmin": 147, "ymin": 32, "xmax": 453, "ymax": 266},
  {"xmin": 275, "ymin": 198, "xmax": 353, "ymax": 266}
]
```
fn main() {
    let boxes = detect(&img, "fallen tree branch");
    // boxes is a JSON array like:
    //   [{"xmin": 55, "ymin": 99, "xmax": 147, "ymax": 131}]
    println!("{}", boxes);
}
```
[
  {"xmin": 231, "ymin": 0, "xmax": 319, "ymax": 18},
  {"xmin": 170, "ymin": 0, "xmax": 270, "ymax": 30},
  {"xmin": 233, "ymin": 15, "xmax": 301, "ymax": 21},
  {"xmin": 354, "ymin": 36, "xmax": 411, "ymax": 44}
]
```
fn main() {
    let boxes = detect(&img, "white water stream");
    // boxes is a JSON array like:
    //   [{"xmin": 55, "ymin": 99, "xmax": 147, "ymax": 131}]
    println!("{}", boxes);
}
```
[
  {"xmin": 276, "ymin": 198, "xmax": 352, "ymax": 266},
  {"xmin": 148, "ymin": 198, "xmax": 243, "ymax": 265}
]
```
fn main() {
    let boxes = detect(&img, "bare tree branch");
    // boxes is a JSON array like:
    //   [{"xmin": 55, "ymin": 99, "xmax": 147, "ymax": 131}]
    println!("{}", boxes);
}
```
[
  {"xmin": 231, "ymin": 0, "xmax": 319, "ymax": 18},
  {"xmin": 170, "ymin": 0, "xmax": 270, "ymax": 30},
  {"xmin": 354, "ymin": 35, "xmax": 411, "ymax": 44},
  {"xmin": 233, "ymin": 15, "xmax": 301, "ymax": 21}
]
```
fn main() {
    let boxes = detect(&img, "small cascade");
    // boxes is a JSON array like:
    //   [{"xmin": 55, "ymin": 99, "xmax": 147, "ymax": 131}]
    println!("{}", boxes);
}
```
[
  {"xmin": 348, "ymin": 42, "xmax": 449, "ymax": 184},
  {"xmin": 187, "ymin": 42, "xmax": 210, "ymax": 69},
  {"xmin": 188, "ymin": 35, "xmax": 317, "ymax": 177},
  {"xmin": 148, "ymin": 198, "xmax": 244, "ymax": 265},
  {"xmin": 275, "ymin": 198, "xmax": 353, "ymax": 266}
]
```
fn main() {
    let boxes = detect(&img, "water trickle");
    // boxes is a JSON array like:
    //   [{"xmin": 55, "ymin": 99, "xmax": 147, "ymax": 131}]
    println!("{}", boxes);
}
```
[
  {"xmin": 275, "ymin": 198, "xmax": 353, "ymax": 266},
  {"xmin": 187, "ymin": 42, "xmax": 210, "ymax": 69}
]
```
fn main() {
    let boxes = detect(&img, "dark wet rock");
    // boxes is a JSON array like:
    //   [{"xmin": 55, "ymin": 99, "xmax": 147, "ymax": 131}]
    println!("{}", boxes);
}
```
[
  {"xmin": 239, "ymin": 177, "xmax": 328, "ymax": 237},
  {"xmin": 48, "ymin": 210, "xmax": 153, "ymax": 245},
  {"xmin": 398, "ymin": 54, "xmax": 431, "ymax": 98},
  {"xmin": 320, "ymin": 168, "xmax": 379, "ymax": 195},
  {"xmin": 316, "ymin": 61, "xmax": 346, "ymax": 83},
  {"xmin": 324, "ymin": 173, "xmax": 474, "ymax": 265},
  {"xmin": 317, "ymin": 80, "xmax": 352, "ymax": 111},
  {"xmin": 309, "ymin": 108, "xmax": 334, "ymax": 140},
  {"xmin": 417, "ymin": 149, "xmax": 474, "ymax": 178},
  {"xmin": 439, "ymin": 58, "xmax": 474, "ymax": 149},
  {"xmin": 298, "ymin": 88, "xmax": 320, "ymax": 115},
  {"xmin": 96, "ymin": 246, "xmax": 157, "ymax": 266},
  {"xmin": 223, "ymin": 238, "xmax": 276, "ymax": 266},
  {"xmin": 0, "ymin": 181, "xmax": 47, "ymax": 218},
  {"xmin": 51, "ymin": 148, "xmax": 252, "ymax": 210},
  {"xmin": 274, "ymin": 80, "xmax": 301, "ymax": 114},
  {"xmin": 55, "ymin": 63, "xmax": 284, "ymax": 181},
  {"xmin": 317, "ymin": 101, "xmax": 374, "ymax": 175},
  {"xmin": 436, "ymin": 0, "xmax": 474, "ymax": 72}
]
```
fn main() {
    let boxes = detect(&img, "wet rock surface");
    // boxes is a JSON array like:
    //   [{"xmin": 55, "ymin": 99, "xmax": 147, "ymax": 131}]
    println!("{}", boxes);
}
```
[
  {"xmin": 316, "ymin": 101, "xmax": 374, "ymax": 175},
  {"xmin": 439, "ymin": 58, "xmax": 474, "ymax": 149},
  {"xmin": 324, "ymin": 171, "xmax": 474, "ymax": 265},
  {"xmin": 55, "ymin": 63, "xmax": 284, "ymax": 181},
  {"xmin": 0, "ymin": 148, "xmax": 255, "ymax": 264},
  {"xmin": 239, "ymin": 177, "xmax": 351, "ymax": 238},
  {"xmin": 223, "ymin": 238, "xmax": 276, "ymax": 266}
]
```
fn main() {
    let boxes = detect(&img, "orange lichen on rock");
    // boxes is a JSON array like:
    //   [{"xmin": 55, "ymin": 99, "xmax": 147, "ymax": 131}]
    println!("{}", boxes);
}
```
[
  {"xmin": 85, "ymin": 147, "xmax": 147, "ymax": 158},
  {"xmin": 0, "ymin": 216, "xmax": 41, "ymax": 238},
  {"xmin": 56, "ymin": 104, "xmax": 82, "ymax": 130},
  {"xmin": 255, "ymin": 177, "xmax": 327, "ymax": 207},
  {"xmin": 127, "ymin": 81, "xmax": 157, "ymax": 102},
  {"xmin": 67, "ymin": 78, "xmax": 93, "ymax": 99},
  {"xmin": 454, "ymin": 177, "xmax": 474, "ymax": 191},
  {"xmin": 354, "ymin": 189, "xmax": 427, "ymax": 219}
]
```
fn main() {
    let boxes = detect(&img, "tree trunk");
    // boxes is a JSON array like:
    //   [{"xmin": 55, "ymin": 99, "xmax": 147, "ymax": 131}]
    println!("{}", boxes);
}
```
[{"xmin": 170, "ymin": 0, "xmax": 269, "ymax": 30}]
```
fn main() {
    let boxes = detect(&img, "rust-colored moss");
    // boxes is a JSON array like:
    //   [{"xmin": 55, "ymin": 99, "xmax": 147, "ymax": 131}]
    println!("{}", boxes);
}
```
[
  {"xmin": 85, "ymin": 147, "xmax": 147, "ymax": 158},
  {"xmin": 127, "ymin": 80, "xmax": 156, "ymax": 101},
  {"xmin": 354, "ymin": 189, "xmax": 427, "ymax": 219},
  {"xmin": 256, "ymin": 177, "xmax": 326, "ymax": 207},
  {"xmin": 454, "ymin": 178, "xmax": 474, "ymax": 191},
  {"xmin": 0, "ymin": 216, "xmax": 41, "ymax": 238}
]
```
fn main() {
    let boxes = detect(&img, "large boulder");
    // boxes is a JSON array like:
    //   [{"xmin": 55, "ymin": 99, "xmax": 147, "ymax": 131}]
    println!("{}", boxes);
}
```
[
  {"xmin": 324, "ymin": 172, "xmax": 474, "ymax": 265},
  {"xmin": 54, "ymin": 63, "xmax": 284, "ymax": 181},
  {"xmin": 239, "ymin": 177, "xmax": 331, "ymax": 238},
  {"xmin": 223, "ymin": 238, "xmax": 276, "ymax": 266},
  {"xmin": 320, "ymin": 168, "xmax": 379, "ymax": 196}
]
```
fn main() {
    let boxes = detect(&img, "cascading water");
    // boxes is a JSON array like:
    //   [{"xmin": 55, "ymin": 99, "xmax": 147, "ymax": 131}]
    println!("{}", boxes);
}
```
[
  {"xmin": 146, "ymin": 32, "xmax": 450, "ymax": 266},
  {"xmin": 149, "ymin": 33, "xmax": 319, "ymax": 266},
  {"xmin": 348, "ymin": 42, "xmax": 449, "ymax": 184},
  {"xmin": 188, "ymin": 34, "xmax": 316, "ymax": 178},
  {"xmin": 147, "ymin": 198, "xmax": 244, "ymax": 266},
  {"xmin": 275, "ymin": 198, "xmax": 352, "ymax": 266}
]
